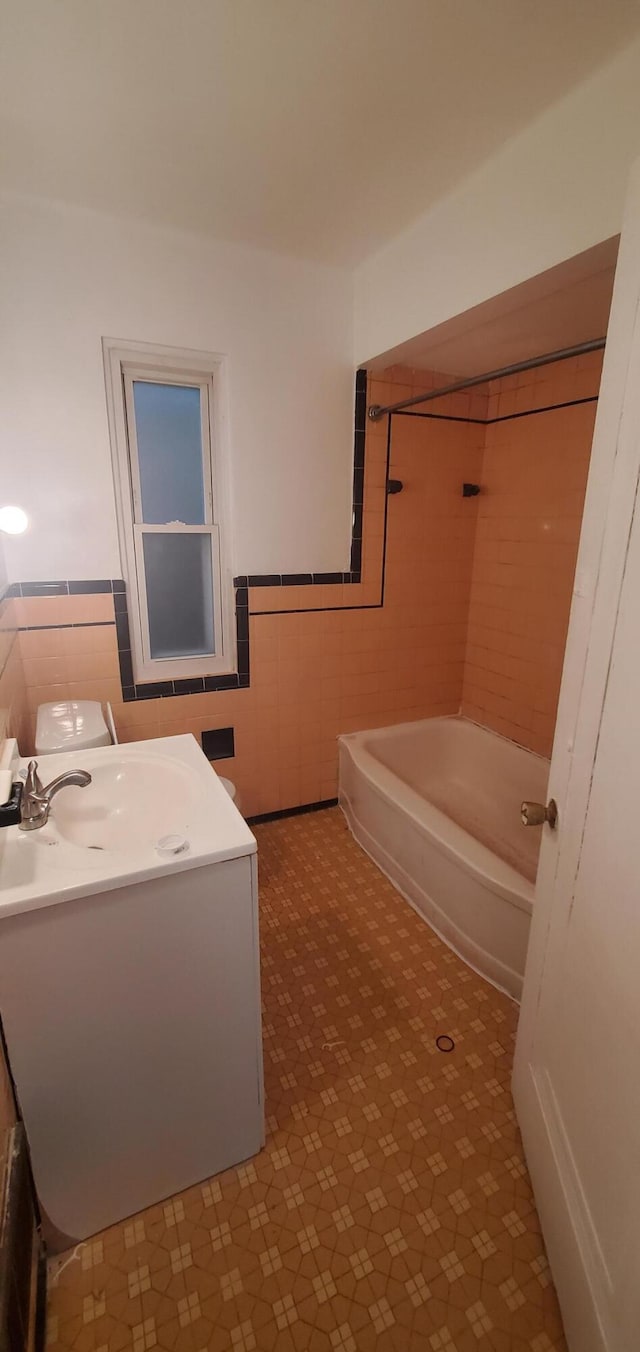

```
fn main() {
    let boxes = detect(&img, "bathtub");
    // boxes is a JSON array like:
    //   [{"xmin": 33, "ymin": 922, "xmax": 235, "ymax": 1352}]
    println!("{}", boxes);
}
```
[{"xmin": 338, "ymin": 716, "xmax": 549, "ymax": 1000}]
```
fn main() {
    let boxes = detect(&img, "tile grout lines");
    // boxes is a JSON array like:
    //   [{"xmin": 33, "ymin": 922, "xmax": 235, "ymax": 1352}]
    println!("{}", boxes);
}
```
[{"xmin": 47, "ymin": 808, "xmax": 566, "ymax": 1352}]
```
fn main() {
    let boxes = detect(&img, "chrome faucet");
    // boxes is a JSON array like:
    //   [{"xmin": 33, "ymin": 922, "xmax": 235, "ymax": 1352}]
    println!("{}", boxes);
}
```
[{"xmin": 19, "ymin": 759, "xmax": 92, "ymax": 831}]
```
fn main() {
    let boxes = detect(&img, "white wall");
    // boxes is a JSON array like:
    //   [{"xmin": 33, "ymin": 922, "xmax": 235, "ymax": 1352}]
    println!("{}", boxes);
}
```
[
  {"xmin": 5, "ymin": 32, "xmax": 640, "ymax": 588},
  {"xmin": 0, "ymin": 538, "xmax": 7, "ymax": 598},
  {"xmin": 0, "ymin": 194, "xmax": 354, "ymax": 583},
  {"xmin": 355, "ymin": 36, "xmax": 640, "ymax": 366}
]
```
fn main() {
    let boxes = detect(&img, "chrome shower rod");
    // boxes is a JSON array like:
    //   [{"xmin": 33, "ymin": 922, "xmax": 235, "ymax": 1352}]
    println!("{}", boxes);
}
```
[{"xmin": 367, "ymin": 336, "xmax": 607, "ymax": 421}]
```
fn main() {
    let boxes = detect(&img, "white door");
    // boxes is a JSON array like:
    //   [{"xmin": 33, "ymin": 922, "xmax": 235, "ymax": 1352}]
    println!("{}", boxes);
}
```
[{"xmin": 513, "ymin": 160, "xmax": 640, "ymax": 1352}]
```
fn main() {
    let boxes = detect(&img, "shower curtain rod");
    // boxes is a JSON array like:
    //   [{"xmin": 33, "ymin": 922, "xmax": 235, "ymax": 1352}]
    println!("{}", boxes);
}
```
[{"xmin": 367, "ymin": 336, "xmax": 606, "ymax": 421}]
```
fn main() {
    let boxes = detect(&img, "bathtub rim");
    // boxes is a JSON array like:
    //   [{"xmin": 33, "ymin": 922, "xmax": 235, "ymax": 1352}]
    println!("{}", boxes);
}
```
[{"xmin": 339, "ymin": 716, "xmax": 538, "ymax": 917}]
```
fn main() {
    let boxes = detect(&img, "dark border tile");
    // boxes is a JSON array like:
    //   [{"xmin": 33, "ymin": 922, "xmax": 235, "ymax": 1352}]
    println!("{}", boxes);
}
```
[
  {"xmin": 205, "ymin": 673, "xmax": 240, "ymax": 692},
  {"xmin": 69, "ymin": 579, "xmax": 112, "ymax": 594},
  {"xmin": 174, "ymin": 677, "xmax": 205, "ymax": 695},
  {"xmin": 19, "ymin": 621, "xmax": 116, "ymax": 632},
  {"xmin": 134, "ymin": 681, "xmax": 174, "ymax": 700},
  {"xmin": 354, "ymin": 369, "xmax": 367, "ymax": 432},
  {"xmin": 247, "ymin": 798, "xmax": 338, "ymax": 825},
  {"xmin": 21, "ymin": 581, "xmax": 69, "ymax": 597},
  {"xmin": 115, "ymin": 611, "xmax": 131, "ymax": 650},
  {"xmin": 236, "ymin": 640, "xmax": 250, "ymax": 678},
  {"xmin": 352, "ymin": 465, "xmax": 364, "ymax": 506},
  {"xmin": 117, "ymin": 648, "xmax": 134, "ymax": 688},
  {"xmin": 353, "ymin": 426, "xmax": 365, "ymax": 470},
  {"xmin": 350, "ymin": 535, "xmax": 362, "ymax": 579},
  {"xmin": 73, "ymin": 620, "xmax": 115, "ymax": 629},
  {"xmin": 20, "ymin": 579, "xmax": 123, "ymax": 597}
]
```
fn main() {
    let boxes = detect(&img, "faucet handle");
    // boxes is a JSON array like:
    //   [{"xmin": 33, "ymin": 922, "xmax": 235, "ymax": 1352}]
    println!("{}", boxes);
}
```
[{"xmin": 25, "ymin": 760, "xmax": 44, "ymax": 798}]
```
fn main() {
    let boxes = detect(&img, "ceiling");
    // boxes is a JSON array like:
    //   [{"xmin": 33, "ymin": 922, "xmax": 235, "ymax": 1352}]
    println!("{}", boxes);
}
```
[
  {"xmin": 2, "ymin": 1, "xmax": 640, "ymax": 266},
  {"xmin": 368, "ymin": 238, "xmax": 620, "ymax": 378}
]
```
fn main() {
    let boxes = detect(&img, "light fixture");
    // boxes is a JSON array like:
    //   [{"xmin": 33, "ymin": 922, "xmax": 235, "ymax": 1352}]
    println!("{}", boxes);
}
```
[{"xmin": 0, "ymin": 506, "xmax": 28, "ymax": 535}]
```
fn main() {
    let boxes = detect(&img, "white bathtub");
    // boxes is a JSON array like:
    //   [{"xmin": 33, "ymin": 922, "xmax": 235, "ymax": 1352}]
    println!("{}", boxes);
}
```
[{"xmin": 339, "ymin": 716, "xmax": 549, "ymax": 1000}]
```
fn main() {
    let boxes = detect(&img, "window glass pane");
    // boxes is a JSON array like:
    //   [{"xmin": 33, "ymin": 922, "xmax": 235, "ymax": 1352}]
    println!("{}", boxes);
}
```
[
  {"xmin": 142, "ymin": 533, "xmax": 215, "ymax": 659},
  {"xmin": 132, "ymin": 381, "xmax": 206, "ymax": 524}
]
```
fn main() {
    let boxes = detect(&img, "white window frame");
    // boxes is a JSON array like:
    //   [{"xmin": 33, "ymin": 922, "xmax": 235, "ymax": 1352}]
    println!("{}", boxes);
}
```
[{"xmin": 102, "ymin": 339, "xmax": 236, "ymax": 684}]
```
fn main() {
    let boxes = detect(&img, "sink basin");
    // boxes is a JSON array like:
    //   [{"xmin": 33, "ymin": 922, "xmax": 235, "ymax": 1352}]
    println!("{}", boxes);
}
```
[
  {"xmin": 51, "ymin": 754, "xmax": 197, "ymax": 851},
  {"xmin": 0, "ymin": 735, "xmax": 256, "ymax": 920}
]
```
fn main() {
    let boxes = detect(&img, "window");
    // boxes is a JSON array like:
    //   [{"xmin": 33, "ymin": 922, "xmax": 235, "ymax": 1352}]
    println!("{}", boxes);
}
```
[{"xmin": 103, "ymin": 340, "xmax": 234, "ymax": 684}]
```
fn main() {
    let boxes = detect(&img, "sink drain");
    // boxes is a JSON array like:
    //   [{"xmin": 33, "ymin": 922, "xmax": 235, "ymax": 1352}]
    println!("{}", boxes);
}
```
[{"xmin": 87, "ymin": 845, "xmax": 104, "ymax": 851}]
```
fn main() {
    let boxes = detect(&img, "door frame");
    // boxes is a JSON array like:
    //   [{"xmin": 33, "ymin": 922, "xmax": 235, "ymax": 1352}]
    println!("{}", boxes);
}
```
[{"xmin": 513, "ymin": 159, "xmax": 640, "ymax": 1352}]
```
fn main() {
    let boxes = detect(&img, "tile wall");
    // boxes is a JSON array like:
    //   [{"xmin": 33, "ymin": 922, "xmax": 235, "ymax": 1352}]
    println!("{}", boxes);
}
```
[
  {"xmin": 461, "ymin": 349, "xmax": 602, "ymax": 755},
  {"xmin": 5, "ymin": 355, "xmax": 601, "ymax": 812},
  {"xmin": 0, "ymin": 586, "xmax": 29, "ymax": 752}
]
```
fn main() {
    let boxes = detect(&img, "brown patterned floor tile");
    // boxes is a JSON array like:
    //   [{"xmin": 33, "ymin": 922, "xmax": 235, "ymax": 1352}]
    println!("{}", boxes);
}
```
[
  {"xmin": 47, "ymin": 1314, "xmax": 94, "ymax": 1352},
  {"xmin": 89, "ymin": 1310, "xmax": 140, "ymax": 1351},
  {"xmin": 152, "ymin": 1314, "xmax": 199, "ymax": 1351},
  {"xmin": 47, "ymin": 809, "xmax": 567, "ymax": 1352},
  {"xmin": 46, "ymin": 1283, "xmax": 89, "ymax": 1328}
]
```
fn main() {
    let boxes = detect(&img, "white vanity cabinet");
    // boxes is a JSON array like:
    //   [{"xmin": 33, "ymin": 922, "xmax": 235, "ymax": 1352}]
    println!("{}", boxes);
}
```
[{"xmin": 0, "ymin": 736, "xmax": 264, "ymax": 1247}]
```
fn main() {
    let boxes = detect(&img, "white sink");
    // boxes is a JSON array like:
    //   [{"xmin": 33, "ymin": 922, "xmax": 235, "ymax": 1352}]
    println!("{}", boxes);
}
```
[
  {"xmin": 0, "ymin": 735, "xmax": 256, "ymax": 918},
  {"xmin": 52, "ymin": 754, "xmax": 197, "ymax": 852}
]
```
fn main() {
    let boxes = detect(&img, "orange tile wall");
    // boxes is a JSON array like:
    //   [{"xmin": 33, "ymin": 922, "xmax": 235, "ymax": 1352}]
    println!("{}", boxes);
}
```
[
  {"xmin": 0, "ymin": 592, "xmax": 29, "ymax": 751},
  {"xmin": 10, "ymin": 355, "xmax": 601, "ymax": 807},
  {"xmin": 461, "ymin": 350, "xmax": 602, "ymax": 756}
]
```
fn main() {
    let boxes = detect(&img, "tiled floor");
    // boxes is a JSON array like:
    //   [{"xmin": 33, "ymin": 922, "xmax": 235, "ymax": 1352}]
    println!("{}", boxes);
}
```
[{"xmin": 47, "ymin": 808, "xmax": 566, "ymax": 1352}]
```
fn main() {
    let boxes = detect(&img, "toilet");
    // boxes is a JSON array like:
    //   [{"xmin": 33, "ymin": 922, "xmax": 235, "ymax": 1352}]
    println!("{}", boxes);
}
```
[
  {"xmin": 219, "ymin": 775, "xmax": 242, "ymax": 816},
  {"xmin": 35, "ymin": 700, "xmax": 116, "ymax": 755}
]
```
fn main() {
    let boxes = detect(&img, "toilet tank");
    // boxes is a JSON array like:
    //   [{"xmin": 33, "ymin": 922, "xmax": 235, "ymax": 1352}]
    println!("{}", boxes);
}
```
[{"xmin": 35, "ymin": 701, "xmax": 114, "ymax": 755}]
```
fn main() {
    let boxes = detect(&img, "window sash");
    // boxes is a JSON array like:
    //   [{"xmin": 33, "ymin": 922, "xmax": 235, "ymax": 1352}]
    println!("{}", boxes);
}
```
[
  {"xmin": 133, "ymin": 524, "xmax": 224, "ymax": 674},
  {"xmin": 103, "ymin": 340, "xmax": 236, "ymax": 686},
  {"xmin": 123, "ymin": 368, "xmax": 215, "ymax": 527}
]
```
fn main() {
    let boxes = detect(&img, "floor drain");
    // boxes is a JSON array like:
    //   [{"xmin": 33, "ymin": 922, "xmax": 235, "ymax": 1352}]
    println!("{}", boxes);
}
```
[{"xmin": 436, "ymin": 1034, "xmax": 455, "ymax": 1053}]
